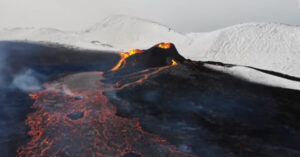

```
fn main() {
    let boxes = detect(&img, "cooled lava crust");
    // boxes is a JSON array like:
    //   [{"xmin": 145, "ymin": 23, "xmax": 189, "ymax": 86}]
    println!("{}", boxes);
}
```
[{"xmin": 17, "ymin": 42, "xmax": 300, "ymax": 157}]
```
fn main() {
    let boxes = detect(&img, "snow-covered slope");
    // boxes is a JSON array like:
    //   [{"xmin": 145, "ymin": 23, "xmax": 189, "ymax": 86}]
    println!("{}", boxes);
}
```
[
  {"xmin": 204, "ymin": 64, "xmax": 300, "ymax": 91},
  {"xmin": 83, "ymin": 15, "xmax": 191, "ymax": 51},
  {"xmin": 0, "ymin": 15, "xmax": 300, "ymax": 78},
  {"xmin": 0, "ymin": 27, "xmax": 117, "ymax": 51},
  {"xmin": 187, "ymin": 23, "xmax": 300, "ymax": 78}
]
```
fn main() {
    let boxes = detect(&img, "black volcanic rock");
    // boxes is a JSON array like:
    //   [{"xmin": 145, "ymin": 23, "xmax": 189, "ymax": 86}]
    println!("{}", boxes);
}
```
[
  {"xmin": 103, "ymin": 43, "xmax": 300, "ymax": 157},
  {"xmin": 2, "ymin": 41, "xmax": 299, "ymax": 157},
  {"xmin": 125, "ymin": 43, "xmax": 186, "ymax": 67},
  {"xmin": 67, "ymin": 111, "xmax": 84, "ymax": 120},
  {"xmin": 105, "ymin": 43, "xmax": 186, "ymax": 77}
]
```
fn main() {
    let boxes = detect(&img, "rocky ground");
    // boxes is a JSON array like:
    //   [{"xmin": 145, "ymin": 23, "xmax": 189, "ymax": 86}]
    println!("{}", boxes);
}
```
[{"xmin": 1, "ymin": 41, "xmax": 299, "ymax": 157}]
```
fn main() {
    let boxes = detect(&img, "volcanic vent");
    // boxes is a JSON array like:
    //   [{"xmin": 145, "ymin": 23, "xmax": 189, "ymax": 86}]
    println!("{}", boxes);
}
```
[{"xmin": 109, "ymin": 42, "xmax": 186, "ymax": 75}]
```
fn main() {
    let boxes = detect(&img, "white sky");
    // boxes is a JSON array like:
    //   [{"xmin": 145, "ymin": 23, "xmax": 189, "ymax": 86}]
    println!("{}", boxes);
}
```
[{"xmin": 0, "ymin": 0, "xmax": 299, "ymax": 32}]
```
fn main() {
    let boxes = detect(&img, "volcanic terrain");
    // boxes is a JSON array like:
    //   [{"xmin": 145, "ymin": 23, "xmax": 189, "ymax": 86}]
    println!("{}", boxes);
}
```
[{"xmin": 0, "ymin": 41, "xmax": 299, "ymax": 157}]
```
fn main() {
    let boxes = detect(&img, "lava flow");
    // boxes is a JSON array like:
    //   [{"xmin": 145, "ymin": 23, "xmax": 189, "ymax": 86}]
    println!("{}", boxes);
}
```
[
  {"xmin": 157, "ymin": 42, "xmax": 172, "ymax": 49},
  {"xmin": 17, "ymin": 72, "xmax": 195, "ymax": 157},
  {"xmin": 17, "ymin": 43, "xmax": 192, "ymax": 157},
  {"xmin": 111, "ymin": 42, "xmax": 177, "ymax": 72},
  {"xmin": 111, "ymin": 49, "xmax": 144, "ymax": 71},
  {"xmin": 28, "ymin": 93, "xmax": 38, "ymax": 100},
  {"xmin": 110, "ymin": 43, "xmax": 179, "ymax": 89},
  {"xmin": 171, "ymin": 59, "xmax": 178, "ymax": 66}
]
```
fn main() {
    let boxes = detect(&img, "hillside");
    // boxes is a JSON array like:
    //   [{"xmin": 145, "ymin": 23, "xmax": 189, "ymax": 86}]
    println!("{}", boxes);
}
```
[
  {"xmin": 188, "ymin": 23, "xmax": 300, "ymax": 78},
  {"xmin": 0, "ymin": 15, "xmax": 300, "ymax": 78}
]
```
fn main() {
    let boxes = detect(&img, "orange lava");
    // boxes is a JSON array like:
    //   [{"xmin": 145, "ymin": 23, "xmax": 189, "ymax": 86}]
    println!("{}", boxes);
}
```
[
  {"xmin": 171, "ymin": 59, "xmax": 178, "ymax": 66},
  {"xmin": 18, "ymin": 74, "xmax": 196, "ymax": 157},
  {"xmin": 29, "ymin": 93, "xmax": 38, "ymax": 100},
  {"xmin": 111, "ymin": 42, "xmax": 177, "ymax": 72},
  {"xmin": 111, "ymin": 49, "xmax": 143, "ymax": 71},
  {"xmin": 157, "ymin": 42, "xmax": 172, "ymax": 49},
  {"xmin": 115, "ymin": 66, "xmax": 171, "ymax": 90}
]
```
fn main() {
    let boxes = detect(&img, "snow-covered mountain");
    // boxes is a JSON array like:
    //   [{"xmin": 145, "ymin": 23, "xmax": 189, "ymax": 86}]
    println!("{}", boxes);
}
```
[
  {"xmin": 83, "ymin": 15, "xmax": 190, "ymax": 50},
  {"xmin": 187, "ymin": 23, "xmax": 300, "ymax": 79},
  {"xmin": 0, "ymin": 15, "xmax": 300, "ymax": 79},
  {"xmin": 204, "ymin": 63, "xmax": 300, "ymax": 91},
  {"xmin": 0, "ymin": 27, "xmax": 117, "ymax": 51}
]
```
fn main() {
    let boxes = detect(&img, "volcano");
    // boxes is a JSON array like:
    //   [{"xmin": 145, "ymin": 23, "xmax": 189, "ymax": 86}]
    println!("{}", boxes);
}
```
[
  {"xmin": 103, "ymin": 43, "xmax": 300, "ymax": 157},
  {"xmin": 0, "ymin": 41, "xmax": 299, "ymax": 157},
  {"xmin": 108, "ymin": 42, "xmax": 185, "ymax": 75}
]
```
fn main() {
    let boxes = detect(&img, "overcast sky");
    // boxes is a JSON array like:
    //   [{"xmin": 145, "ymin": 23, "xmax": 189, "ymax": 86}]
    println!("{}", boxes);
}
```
[{"xmin": 0, "ymin": 0, "xmax": 299, "ymax": 32}]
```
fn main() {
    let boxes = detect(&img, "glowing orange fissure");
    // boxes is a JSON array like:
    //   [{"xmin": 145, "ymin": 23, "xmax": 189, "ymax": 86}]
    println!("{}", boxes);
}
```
[
  {"xmin": 111, "ymin": 49, "xmax": 143, "ymax": 71},
  {"xmin": 29, "ymin": 93, "xmax": 38, "ymax": 100},
  {"xmin": 171, "ymin": 59, "xmax": 178, "ymax": 66},
  {"xmin": 158, "ymin": 42, "xmax": 172, "ymax": 49},
  {"xmin": 111, "ymin": 42, "xmax": 177, "ymax": 71}
]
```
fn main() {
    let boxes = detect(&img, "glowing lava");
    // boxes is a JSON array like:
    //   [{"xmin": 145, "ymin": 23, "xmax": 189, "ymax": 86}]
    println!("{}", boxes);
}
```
[
  {"xmin": 158, "ymin": 42, "xmax": 172, "ymax": 49},
  {"xmin": 29, "ymin": 93, "xmax": 38, "ymax": 100},
  {"xmin": 171, "ymin": 59, "xmax": 178, "ymax": 66},
  {"xmin": 18, "ymin": 72, "xmax": 196, "ymax": 157},
  {"xmin": 111, "ymin": 49, "xmax": 143, "ymax": 71},
  {"xmin": 111, "ymin": 43, "xmax": 177, "ymax": 72}
]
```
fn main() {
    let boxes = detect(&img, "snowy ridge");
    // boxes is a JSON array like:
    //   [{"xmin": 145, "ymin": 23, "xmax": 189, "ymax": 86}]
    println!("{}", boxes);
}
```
[
  {"xmin": 204, "ymin": 63, "xmax": 300, "ymax": 91},
  {"xmin": 0, "ymin": 27, "xmax": 117, "ymax": 51},
  {"xmin": 83, "ymin": 15, "xmax": 191, "ymax": 51},
  {"xmin": 84, "ymin": 20, "xmax": 300, "ymax": 78},
  {"xmin": 0, "ymin": 15, "xmax": 300, "ymax": 89},
  {"xmin": 189, "ymin": 23, "xmax": 300, "ymax": 78}
]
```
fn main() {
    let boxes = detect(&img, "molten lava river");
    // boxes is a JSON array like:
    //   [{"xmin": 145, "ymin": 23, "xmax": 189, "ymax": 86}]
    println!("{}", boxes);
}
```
[{"xmin": 17, "ymin": 70, "xmax": 194, "ymax": 157}]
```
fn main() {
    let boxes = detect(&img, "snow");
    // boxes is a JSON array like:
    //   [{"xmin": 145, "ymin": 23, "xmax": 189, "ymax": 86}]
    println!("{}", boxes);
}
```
[
  {"xmin": 0, "ymin": 15, "xmax": 299, "ymax": 90},
  {"xmin": 83, "ymin": 15, "xmax": 191, "ymax": 51},
  {"xmin": 188, "ymin": 23, "xmax": 300, "ymax": 79},
  {"xmin": 204, "ymin": 64, "xmax": 300, "ymax": 91},
  {"xmin": 0, "ymin": 27, "xmax": 118, "ymax": 51}
]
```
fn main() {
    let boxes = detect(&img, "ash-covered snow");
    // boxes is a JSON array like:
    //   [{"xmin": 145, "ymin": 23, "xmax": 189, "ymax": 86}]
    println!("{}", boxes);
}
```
[{"xmin": 0, "ymin": 15, "xmax": 299, "ymax": 89}]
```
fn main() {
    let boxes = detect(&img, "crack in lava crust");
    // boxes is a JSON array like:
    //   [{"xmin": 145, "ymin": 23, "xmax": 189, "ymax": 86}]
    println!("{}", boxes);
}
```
[{"xmin": 17, "ymin": 72, "xmax": 196, "ymax": 157}]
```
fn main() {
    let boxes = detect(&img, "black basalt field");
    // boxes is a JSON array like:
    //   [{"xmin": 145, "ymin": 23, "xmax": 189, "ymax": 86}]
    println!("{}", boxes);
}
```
[{"xmin": 105, "ymin": 43, "xmax": 300, "ymax": 157}]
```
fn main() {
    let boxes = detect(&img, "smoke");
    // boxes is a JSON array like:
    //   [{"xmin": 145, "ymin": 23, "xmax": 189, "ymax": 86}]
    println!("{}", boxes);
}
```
[
  {"xmin": 0, "ymin": 42, "xmax": 45, "ymax": 93},
  {"xmin": 0, "ymin": 41, "xmax": 88, "ymax": 156},
  {"xmin": 11, "ymin": 69, "xmax": 44, "ymax": 92},
  {"xmin": 44, "ymin": 84, "xmax": 76, "ymax": 97}
]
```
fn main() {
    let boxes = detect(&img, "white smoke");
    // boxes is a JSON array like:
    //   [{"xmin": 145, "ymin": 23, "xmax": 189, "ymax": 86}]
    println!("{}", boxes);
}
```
[
  {"xmin": 11, "ymin": 69, "xmax": 43, "ymax": 92},
  {"xmin": 0, "ymin": 42, "xmax": 45, "ymax": 93}
]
